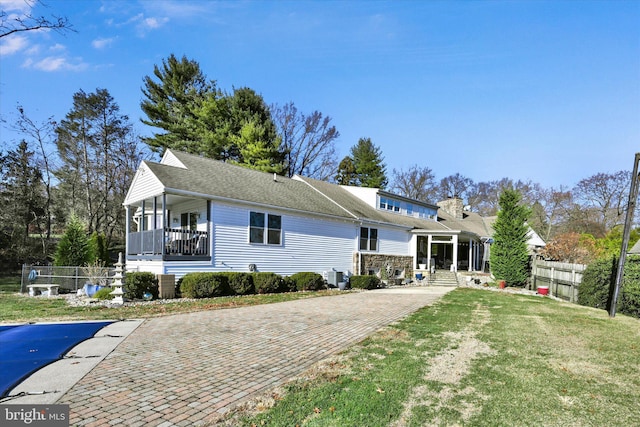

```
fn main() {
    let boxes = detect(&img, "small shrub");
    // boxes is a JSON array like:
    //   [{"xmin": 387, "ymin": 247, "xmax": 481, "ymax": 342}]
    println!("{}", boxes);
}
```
[
  {"xmin": 349, "ymin": 275, "xmax": 382, "ymax": 290},
  {"xmin": 289, "ymin": 272, "xmax": 326, "ymax": 291},
  {"xmin": 253, "ymin": 272, "xmax": 285, "ymax": 294},
  {"xmin": 222, "ymin": 272, "xmax": 255, "ymax": 295},
  {"xmin": 93, "ymin": 286, "xmax": 113, "ymax": 300},
  {"xmin": 124, "ymin": 272, "xmax": 159, "ymax": 300},
  {"xmin": 180, "ymin": 273, "xmax": 230, "ymax": 298}
]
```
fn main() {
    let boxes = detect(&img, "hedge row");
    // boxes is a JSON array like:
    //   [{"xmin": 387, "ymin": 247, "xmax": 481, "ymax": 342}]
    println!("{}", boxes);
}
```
[
  {"xmin": 179, "ymin": 271, "xmax": 328, "ymax": 299},
  {"xmin": 578, "ymin": 255, "xmax": 640, "ymax": 319}
]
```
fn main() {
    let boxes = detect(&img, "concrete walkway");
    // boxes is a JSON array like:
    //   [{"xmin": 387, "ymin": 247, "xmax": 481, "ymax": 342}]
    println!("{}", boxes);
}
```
[{"xmin": 35, "ymin": 287, "xmax": 453, "ymax": 426}]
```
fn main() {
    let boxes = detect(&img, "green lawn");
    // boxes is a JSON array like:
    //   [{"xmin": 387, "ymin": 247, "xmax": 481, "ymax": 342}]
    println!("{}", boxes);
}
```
[
  {"xmin": 0, "ymin": 290, "xmax": 342, "ymax": 323},
  {"xmin": 2, "ymin": 283, "xmax": 638, "ymax": 426},
  {"xmin": 0, "ymin": 275, "xmax": 21, "ymax": 293},
  {"xmin": 214, "ymin": 288, "xmax": 640, "ymax": 426}
]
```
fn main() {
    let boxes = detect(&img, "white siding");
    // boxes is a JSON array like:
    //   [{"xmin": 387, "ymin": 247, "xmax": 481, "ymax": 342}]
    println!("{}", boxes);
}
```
[
  {"xmin": 126, "ymin": 259, "xmax": 164, "ymax": 276},
  {"xmin": 168, "ymin": 200, "xmax": 208, "ymax": 231},
  {"xmin": 124, "ymin": 163, "xmax": 164, "ymax": 204},
  {"xmin": 377, "ymin": 226, "xmax": 411, "ymax": 255},
  {"xmin": 340, "ymin": 186, "xmax": 379, "ymax": 207},
  {"xmin": 211, "ymin": 202, "xmax": 357, "ymax": 276},
  {"xmin": 161, "ymin": 150, "xmax": 187, "ymax": 168}
]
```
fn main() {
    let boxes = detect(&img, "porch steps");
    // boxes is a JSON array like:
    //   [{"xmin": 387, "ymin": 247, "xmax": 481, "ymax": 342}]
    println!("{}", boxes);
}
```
[{"xmin": 428, "ymin": 270, "xmax": 459, "ymax": 286}]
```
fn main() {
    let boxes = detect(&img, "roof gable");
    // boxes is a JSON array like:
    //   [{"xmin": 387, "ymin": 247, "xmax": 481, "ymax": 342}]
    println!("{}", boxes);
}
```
[{"xmin": 124, "ymin": 161, "xmax": 165, "ymax": 205}]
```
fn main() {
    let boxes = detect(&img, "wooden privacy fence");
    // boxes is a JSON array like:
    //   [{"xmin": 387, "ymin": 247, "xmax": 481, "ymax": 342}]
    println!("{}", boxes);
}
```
[{"xmin": 531, "ymin": 260, "xmax": 586, "ymax": 303}]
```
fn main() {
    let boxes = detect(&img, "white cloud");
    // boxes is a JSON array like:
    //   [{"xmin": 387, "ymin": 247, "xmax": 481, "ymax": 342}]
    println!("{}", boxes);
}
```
[
  {"xmin": 0, "ymin": 35, "xmax": 28, "ymax": 55},
  {"xmin": 92, "ymin": 37, "xmax": 115, "ymax": 49},
  {"xmin": 0, "ymin": 0, "xmax": 32, "ymax": 13},
  {"xmin": 142, "ymin": 16, "xmax": 169, "ymax": 29},
  {"xmin": 25, "ymin": 44, "xmax": 40, "ymax": 55},
  {"xmin": 126, "ymin": 13, "xmax": 144, "ymax": 25},
  {"xmin": 112, "ymin": 11, "xmax": 169, "ymax": 35},
  {"xmin": 31, "ymin": 56, "xmax": 66, "ymax": 71},
  {"xmin": 49, "ymin": 43, "xmax": 66, "ymax": 52},
  {"xmin": 141, "ymin": 0, "xmax": 210, "ymax": 19},
  {"xmin": 22, "ymin": 55, "xmax": 88, "ymax": 72}
]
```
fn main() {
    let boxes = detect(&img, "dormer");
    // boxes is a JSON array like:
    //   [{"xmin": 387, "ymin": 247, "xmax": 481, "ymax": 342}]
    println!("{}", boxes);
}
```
[{"xmin": 340, "ymin": 186, "xmax": 438, "ymax": 221}]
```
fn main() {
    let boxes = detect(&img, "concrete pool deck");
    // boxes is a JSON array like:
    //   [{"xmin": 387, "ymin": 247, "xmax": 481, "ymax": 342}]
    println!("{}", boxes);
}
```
[
  {"xmin": 1, "ymin": 320, "xmax": 144, "ymax": 405},
  {"xmin": 1, "ymin": 286, "xmax": 454, "ymax": 426}
]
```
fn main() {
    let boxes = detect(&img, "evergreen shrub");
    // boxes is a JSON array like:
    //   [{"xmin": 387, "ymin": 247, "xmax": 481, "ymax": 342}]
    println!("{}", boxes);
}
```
[
  {"xmin": 93, "ymin": 286, "xmax": 113, "ymax": 300},
  {"xmin": 349, "ymin": 275, "xmax": 381, "ymax": 290},
  {"xmin": 289, "ymin": 272, "xmax": 326, "ymax": 291},
  {"xmin": 620, "ymin": 255, "xmax": 640, "ymax": 318},
  {"xmin": 578, "ymin": 255, "xmax": 640, "ymax": 318},
  {"xmin": 252, "ymin": 272, "xmax": 284, "ymax": 294},
  {"xmin": 180, "ymin": 272, "xmax": 230, "ymax": 298},
  {"xmin": 221, "ymin": 272, "xmax": 255, "ymax": 295},
  {"xmin": 124, "ymin": 272, "xmax": 159, "ymax": 300}
]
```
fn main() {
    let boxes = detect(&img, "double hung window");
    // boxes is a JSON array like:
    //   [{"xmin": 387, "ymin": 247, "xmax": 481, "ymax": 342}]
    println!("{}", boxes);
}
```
[
  {"xmin": 250, "ymin": 212, "xmax": 282, "ymax": 245},
  {"xmin": 359, "ymin": 227, "xmax": 378, "ymax": 251}
]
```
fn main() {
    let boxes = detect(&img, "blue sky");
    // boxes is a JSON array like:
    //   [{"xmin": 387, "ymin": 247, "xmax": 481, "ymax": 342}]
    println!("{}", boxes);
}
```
[{"xmin": 1, "ymin": 0, "xmax": 638, "ymax": 189}]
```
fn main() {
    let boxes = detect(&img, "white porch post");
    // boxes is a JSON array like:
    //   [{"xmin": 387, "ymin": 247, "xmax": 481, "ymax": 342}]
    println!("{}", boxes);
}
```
[
  {"xmin": 140, "ymin": 199, "xmax": 145, "ymax": 254},
  {"xmin": 452, "ymin": 234, "xmax": 458, "ymax": 271},
  {"xmin": 162, "ymin": 193, "xmax": 167, "ymax": 257},
  {"xmin": 427, "ymin": 235, "xmax": 433, "ymax": 270},
  {"xmin": 125, "ymin": 205, "xmax": 130, "ymax": 258},
  {"xmin": 152, "ymin": 196, "xmax": 158, "ymax": 254},
  {"xmin": 468, "ymin": 237, "xmax": 473, "ymax": 271}
]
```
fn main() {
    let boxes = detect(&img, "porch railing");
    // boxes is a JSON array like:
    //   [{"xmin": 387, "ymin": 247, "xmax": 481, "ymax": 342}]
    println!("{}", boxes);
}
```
[{"xmin": 128, "ymin": 228, "xmax": 209, "ymax": 257}]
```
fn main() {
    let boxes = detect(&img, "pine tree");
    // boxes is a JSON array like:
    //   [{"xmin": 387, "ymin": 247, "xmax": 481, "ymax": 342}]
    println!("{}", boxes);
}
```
[
  {"xmin": 0, "ymin": 141, "xmax": 46, "ymax": 263},
  {"xmin": 231, "ymin": 119, "xmax": 284, "ymax": 174},
  {"xmin": 55, "ymin": 88, "xmax": 141, "ymax": 245},
  {"xmin": 490, "ymin": 189, "xmax": 532, "ymax": 286},
  {"xmin": 54, "ymin": 215, "xmax": 91, "ymax": 266},
  {"xmin": 140, "ymin": 54, "xmax": 216, "ymax": 154},
  {"xmin": 335, "ymin": 138, "xmax": 387, "ymax": 188}
]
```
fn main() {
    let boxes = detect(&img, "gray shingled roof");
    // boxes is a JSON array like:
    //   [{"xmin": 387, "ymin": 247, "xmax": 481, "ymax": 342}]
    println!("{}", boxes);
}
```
[
  {"xmin": 140, "ymin": 150, "xmax": 489, "ymax": 235},
  {"xmin": 296, "ymin": 175, "xmax": 450, "ymax": 231},
  {"xmin": 144, "ymin": 151, "xmax": 355, "ymax": 220},
  {"xmin": 630, "ymin": 239, "xmax": 640, "ymax": 255}
]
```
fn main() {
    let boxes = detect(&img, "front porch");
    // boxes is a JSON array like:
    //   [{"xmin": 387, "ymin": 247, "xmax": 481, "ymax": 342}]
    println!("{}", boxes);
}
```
[
  {"xmin": 127, "ymin": 227, "xmax": 210, "ymax": 260},
  {"xmin": 125, "ymin": 194, "xmax": 211, "ymax": 262}
]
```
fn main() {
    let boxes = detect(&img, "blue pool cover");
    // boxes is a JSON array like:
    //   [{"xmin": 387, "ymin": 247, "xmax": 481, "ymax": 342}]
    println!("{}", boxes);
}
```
[{"xmin": 0, "ymin": 321, "xmax": 114, "ymax": 398}]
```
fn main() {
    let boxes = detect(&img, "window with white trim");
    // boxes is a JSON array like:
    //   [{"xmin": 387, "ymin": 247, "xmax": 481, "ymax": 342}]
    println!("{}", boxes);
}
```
[
  {"xmin": 359, "ymin": 227, "xmax": 378, "ymax": 251},
  {"xmin": 249, "ymin": 211, "xmax": 281, "ymax": 245}
]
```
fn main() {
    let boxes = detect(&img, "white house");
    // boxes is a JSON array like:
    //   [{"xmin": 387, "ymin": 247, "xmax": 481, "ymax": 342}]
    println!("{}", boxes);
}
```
[{"xmin": 123, "ymin": 150, "xmax": 523, "ymax": 281}]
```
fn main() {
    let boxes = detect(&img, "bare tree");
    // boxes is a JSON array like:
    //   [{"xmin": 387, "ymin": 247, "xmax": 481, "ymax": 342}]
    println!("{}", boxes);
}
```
[
  {"xmin": 0, "ymin": 0, "xmax": 74, "ymax": 38},
  {"xmin": 572, "ymin": 170, "xmax": 631, "ymax": 234},
  {"xmin": 437, "ymin": 173, "xmax": 474, "ymax": 201},
  {"xmin": 11, "ymin": 105, "xmax": 57, "ymax": 243},
  {"xmin": 528, "ymin": 186, "xmax": 573, "ymax": 241},
  {"xmin": 272, "ymin": 102, "xmax": 339, "ymax": 180},
  {"xmin": 467, "ymin": 178, "xmax": 542, "ymax": 217},
  {"xmin": 390, "ymin": 165, "xmax": 438, "ymax": 202}
]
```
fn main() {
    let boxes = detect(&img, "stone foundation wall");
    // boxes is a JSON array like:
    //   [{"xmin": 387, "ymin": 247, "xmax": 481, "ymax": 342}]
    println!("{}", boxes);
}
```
[{"xmin": 358, "ymin": 253, "xmax": 414, "ymax": 280}]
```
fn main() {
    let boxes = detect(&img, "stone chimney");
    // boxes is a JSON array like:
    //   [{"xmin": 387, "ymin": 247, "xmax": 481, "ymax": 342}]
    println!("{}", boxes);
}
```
[{"xmin": 437, "ymin": 197, "xmax": 464, "ymax": 220}]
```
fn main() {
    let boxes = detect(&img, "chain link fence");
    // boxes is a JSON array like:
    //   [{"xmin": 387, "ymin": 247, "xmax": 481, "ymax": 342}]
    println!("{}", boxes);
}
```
[{"xmin": 20, "ymin": 264, "xmax": 138, "ymax": 294}]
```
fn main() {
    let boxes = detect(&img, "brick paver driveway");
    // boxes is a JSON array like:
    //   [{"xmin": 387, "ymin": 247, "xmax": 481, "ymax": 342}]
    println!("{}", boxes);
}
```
[{"xmin": 59, "ymin": 287, "xmax": 454, "ymax": 426}]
